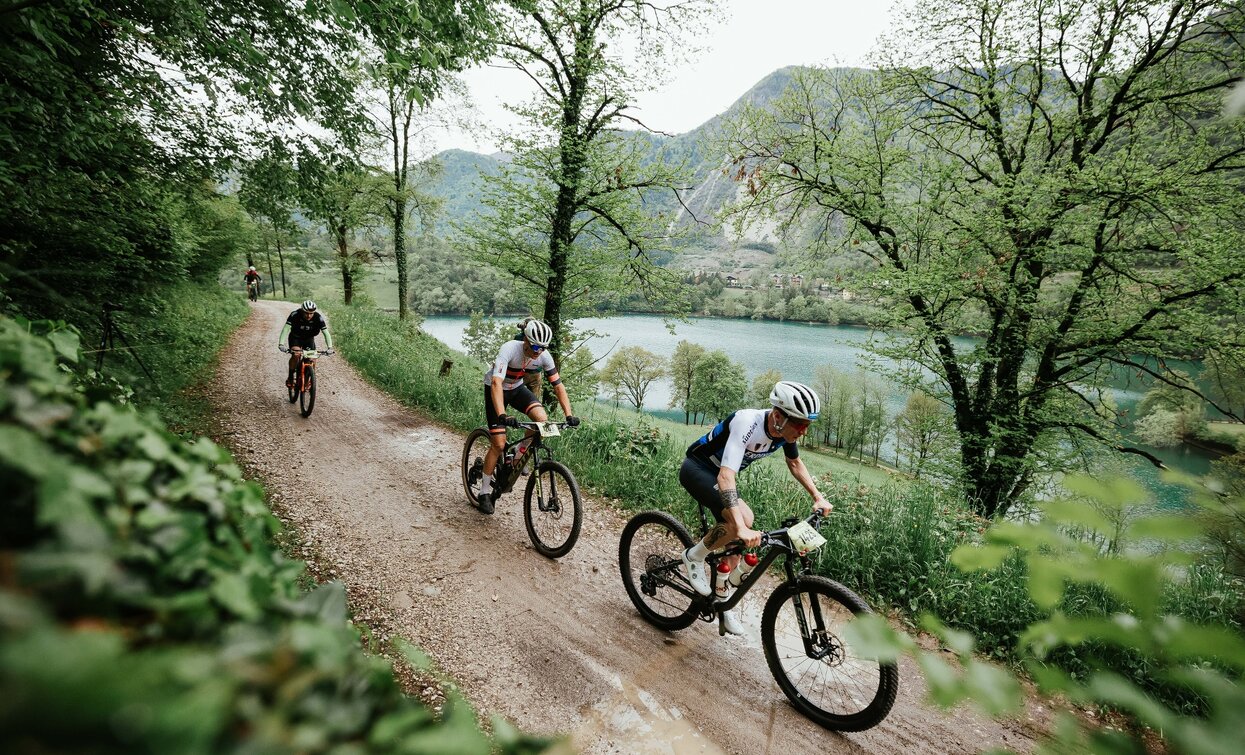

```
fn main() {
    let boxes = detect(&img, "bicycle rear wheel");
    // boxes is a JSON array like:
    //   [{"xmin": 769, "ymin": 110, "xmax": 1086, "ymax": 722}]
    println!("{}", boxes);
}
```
[
  {"xmin": 618, "ymin": 511, "xmax": 698, "ymax": 631},
  {"xmin": 523, "ymin": 460, "xmax": 582, "ymax": 558},
  {"xmin": 461, "ymin": 429, "xmax": 490, "ymax": 506},
  {"xmin": 299, "ymin": 367, "xmax": 316, "ymax": 417},
  {"xmin": 761, "ymin": 575, "xmax": 898, "ymax": 731}
]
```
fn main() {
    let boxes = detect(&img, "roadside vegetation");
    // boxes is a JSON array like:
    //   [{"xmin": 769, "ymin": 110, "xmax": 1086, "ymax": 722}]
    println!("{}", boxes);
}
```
[{"xmin": 0, "ymin": 318, "xmax": 545, "ymax": 752}]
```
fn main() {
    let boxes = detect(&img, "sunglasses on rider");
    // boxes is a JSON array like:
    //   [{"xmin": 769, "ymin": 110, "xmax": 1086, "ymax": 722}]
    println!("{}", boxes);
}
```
[
  {"xmin": 530, "ymin": 343, "xmax": 545, "ymax": 353},
  {"xmin": 778, "ymin": 410, "xmax": 811, "ymax": 429}
]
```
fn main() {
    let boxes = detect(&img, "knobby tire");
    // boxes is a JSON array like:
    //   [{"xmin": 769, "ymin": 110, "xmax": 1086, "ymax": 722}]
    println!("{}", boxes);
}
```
[
  {"xmin": 460, "ymin": 428, "xmax": 491, "ymax": 506},
  {"xmin": 523, "ymin": 460, "xmax": 582, "ymax": 558},
  {"xmin": 618, "ymin": 510, "xmax": 698, "ymax": 631},
  {"xmin": 300, "ymin": 366, "xmax": 316, "ymax": 417},
  {"xmin": 761, "ymin": 575, "xmax": 898, "ymax": 731}
]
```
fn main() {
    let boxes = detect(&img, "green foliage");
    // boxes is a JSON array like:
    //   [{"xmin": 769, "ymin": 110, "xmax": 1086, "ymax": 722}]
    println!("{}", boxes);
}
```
[
  {"xmin": 668, "ymin": 340, "xmax": 707, "ymax": 423},
  {"xmin": 462, "ymin": 311, "xmax": 518, "ymax": 364},
  {"xmin": 410, "ymin": 242, "xmax": 529, "ymax": 315},
  {"xmin": 1203, "ymin": 348, "xmax": 1245, "ymax": 420},
  {"xmin": 0, "ymin": 316, "xmax": 545, "ymax": 752},
  {"xmin": 104, "ymin": 282, "xmax": 250, "ymax": 428},
  {"xmin": 847, "ymin": 475, "xmax": 1245, "ymax": 753},
  {"xmin": 719, "ymin": 2, "xmax": 1245, "ymax": 518},
  {"xmin": 600, "ymin": 346, "xmax": 666, "ymax": 411},
  {"xmin": 1134, "ymin": 370, "xmax": 1207, "ymax": 447},
  {"xmin": 688, "ymin": 350, "xmax": 747, "ymax": 423},
  {"xmin": 458, "ymin": 0, "xmax": 712, "ymax": 357},
  {"xmin": 894, "ymin": 391, "xmax": 954, "ymax": 480},
  {"xmin": 749, "ymin": 368, "xmax": 783, "ymax": 407}
]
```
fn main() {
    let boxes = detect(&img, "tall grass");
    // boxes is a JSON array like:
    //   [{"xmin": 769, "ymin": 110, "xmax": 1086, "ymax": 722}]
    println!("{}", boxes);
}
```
[
  {"xmin": 335, "ymin": 303, "xmax": 1243, "ymax": 712},
  {"xmin": 333, "ymin": 305, "xmax": 483, "ymax": 431},
  {"xmin": 87, "ymin": 281, "xmax": 248, "ymax": 429}
]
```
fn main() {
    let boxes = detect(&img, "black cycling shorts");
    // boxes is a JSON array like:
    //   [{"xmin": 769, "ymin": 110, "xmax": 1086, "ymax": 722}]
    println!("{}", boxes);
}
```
[
  {"xmin": 680, "ymin": 456, "xmax": 728, "ymax": 523},
  {"xmin": 288, "ymin": 336, "xmax": 316, "ymax": 350},
  {"xmin": 484, "ymin": 384, "xmax": 542, "ymax": 430}
]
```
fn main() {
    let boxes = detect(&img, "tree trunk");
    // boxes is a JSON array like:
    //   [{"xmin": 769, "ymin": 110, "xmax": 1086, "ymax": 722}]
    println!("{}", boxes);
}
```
[
  {"xmin": 336, "ymin": 226, "xmax": 354, "ymax": 305},
  {"xmin": 275, "ymin": 232, "xmax": 288, "ymax": 298},
  {"xmin": 264, "ymin": 248, "xmax": 277, "ymax": 296},
  {"xmin": 394, "ymin": 196, "xmax": 408, "ymax": 319}
]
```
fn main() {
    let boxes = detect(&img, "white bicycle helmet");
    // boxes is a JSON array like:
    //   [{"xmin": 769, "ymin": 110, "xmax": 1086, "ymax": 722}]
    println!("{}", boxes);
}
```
[
  {"xmin": 770, "ymin": 380, "xmax": 820, "ymax": 420},
  {"xmin": 248, "ymin": 266, "xmax": 256, "ymax": 271},
  {"xmin": 524, "ymin": 319, "xmax": 553, "ymax": 348},
  {"xmin": 301, "ymin": 300, "xmax": 317, "ymax": 313}
]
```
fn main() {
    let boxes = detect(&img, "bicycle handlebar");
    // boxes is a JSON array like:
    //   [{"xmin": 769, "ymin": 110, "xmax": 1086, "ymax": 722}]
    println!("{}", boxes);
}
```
[
  {"xmin": 731, "ymin": 511, "xmax": 826, "ymax": 553},
  {"xmin": 516, "ymin": 420, "xmax": 574, "ymax": 430}
]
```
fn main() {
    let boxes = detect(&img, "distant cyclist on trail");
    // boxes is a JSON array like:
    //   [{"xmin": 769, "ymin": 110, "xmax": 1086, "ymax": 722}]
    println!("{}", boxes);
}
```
[
  {"xmin": 278, "ymin": 300, "xmax": 333, "ymax": 388},
  {"xmin": 244, "ymin": 266, "xmax": 262, "ymax": 295},
  {"xmin": 476, "ymin": 318, "xmax": 579, "ymax": 514},
  {"xmin": 679, "ymin": 380, "xmax": 833, "ymax": 635}
]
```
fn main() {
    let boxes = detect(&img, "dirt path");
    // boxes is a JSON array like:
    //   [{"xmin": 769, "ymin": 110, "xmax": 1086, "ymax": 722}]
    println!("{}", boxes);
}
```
[{"xmin": 209, "ymin": 301, "xmax": 1047, "ymax": 754}]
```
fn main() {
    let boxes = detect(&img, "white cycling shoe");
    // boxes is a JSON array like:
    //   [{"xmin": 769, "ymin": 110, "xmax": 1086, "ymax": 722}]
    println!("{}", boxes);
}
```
[
  {"xmin": 681, "ymin": 549, "xmax": 712, "ymax": 596},
  {"xmin": 720, "ymin": 609, "xmax": 745, "ymax": 636}
]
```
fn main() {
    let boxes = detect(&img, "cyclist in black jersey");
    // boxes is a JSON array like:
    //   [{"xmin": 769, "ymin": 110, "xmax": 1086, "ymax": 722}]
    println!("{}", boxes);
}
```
[
  {"xmin": 278, "ymin": 300, "xmax": 334, "ymax": 387},
  {"xmin": 476, "ymin": 319, "xmax": 579, "ymax": 514},
  {"xmin": 680, "ymin": 381, "xmax": 833, "ymax": 635}
]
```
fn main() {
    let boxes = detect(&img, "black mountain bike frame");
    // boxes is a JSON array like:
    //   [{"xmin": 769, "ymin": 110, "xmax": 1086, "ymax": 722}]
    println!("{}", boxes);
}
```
[{"xmin": 643, "ymin": 512, "xmax": 829, "ymax": 633}]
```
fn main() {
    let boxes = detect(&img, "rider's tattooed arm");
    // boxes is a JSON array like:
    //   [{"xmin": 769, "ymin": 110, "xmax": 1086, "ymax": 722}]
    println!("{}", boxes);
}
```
[{"xmin": 720, "ymin": 488, "xmax": 740, "ymax": 510}]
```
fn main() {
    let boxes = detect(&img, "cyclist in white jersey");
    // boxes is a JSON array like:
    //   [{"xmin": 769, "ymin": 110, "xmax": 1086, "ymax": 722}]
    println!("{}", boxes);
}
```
[
  {"xmin": 680, "ymin": 381, "xmax": 833, "ymax": 635},
  {"xmin": 476, "ymin": 319, "xmax": 579, "ymax": 513}
]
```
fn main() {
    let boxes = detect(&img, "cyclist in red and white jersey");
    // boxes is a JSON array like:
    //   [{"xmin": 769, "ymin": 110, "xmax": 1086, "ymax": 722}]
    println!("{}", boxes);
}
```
[{"xmin": 476, "ymin": 319, "xmax": 579, "ymax": 513}]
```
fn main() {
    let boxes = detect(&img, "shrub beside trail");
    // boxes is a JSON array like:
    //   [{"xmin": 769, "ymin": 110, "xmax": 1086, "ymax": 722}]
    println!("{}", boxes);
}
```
[{"xmin": 0, "ymin": 316, "xmax": 548, "ymax": 753}]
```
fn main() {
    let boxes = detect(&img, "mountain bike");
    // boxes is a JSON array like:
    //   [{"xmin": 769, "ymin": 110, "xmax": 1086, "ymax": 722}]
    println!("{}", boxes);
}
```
[
  {"xmin": 247, "ymin": 280, "xmax": 260, "ymax": 302},
  {"xmin": 618, "ymin": 508, "xmax": 899, "ymax": 732},
  {"xmin": 461, "ymin": 420, "xmax": 583, "ymax": 558},
  {"xmin": 281, "ymin": 345, "xmax": 331, "ymax": 418}
]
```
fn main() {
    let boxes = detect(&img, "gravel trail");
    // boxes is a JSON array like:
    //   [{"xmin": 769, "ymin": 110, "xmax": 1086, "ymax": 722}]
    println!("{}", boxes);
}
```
[{"xmin": 208, "ymin": 301, "xmax": 1048, "ymax": 754}]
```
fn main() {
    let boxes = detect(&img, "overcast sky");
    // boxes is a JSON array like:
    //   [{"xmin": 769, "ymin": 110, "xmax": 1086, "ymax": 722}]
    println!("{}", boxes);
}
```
[{"xmin": 436, "ymin": 0, "xmax": 898, "ymax": 153}]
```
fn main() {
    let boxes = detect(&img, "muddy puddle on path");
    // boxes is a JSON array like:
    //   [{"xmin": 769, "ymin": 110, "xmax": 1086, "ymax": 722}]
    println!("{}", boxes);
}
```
[
  {"xmin": 576, "ymin": 662, "xmax": 723, "ymax": 754},
  {"xmin": 570, "ymin": 602, "xmax": 771, "ymax": 754}
]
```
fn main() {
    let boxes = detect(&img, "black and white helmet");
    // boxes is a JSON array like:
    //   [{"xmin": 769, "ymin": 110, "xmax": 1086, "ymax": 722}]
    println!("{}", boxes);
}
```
[
  {"xmin": 523, "ymin": 319, "xmax": 553, "ymax": 348},
  {"xmin": 770, "ymin": 381, "xmax": 820, "ymax": 420},
  {"xmin": 301, "ymin": 300, "xmax": 317, "ymax": 313}
]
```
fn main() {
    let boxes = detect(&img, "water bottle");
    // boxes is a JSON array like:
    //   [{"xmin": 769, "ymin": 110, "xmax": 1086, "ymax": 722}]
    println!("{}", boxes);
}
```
[
  {"xmin": 728, "ymin": 552, "xmax": 761, "ymax": 589},
  {"xmin": 714, "ymin": 560, "xmax": 733, "ymax": 601}
]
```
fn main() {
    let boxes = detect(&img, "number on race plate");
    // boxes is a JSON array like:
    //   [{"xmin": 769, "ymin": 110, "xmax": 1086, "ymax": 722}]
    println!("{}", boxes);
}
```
[
  {"xmin": 536, "ymin": 421, "xmax": 560, "ymax": 437},
  {"xmin": 786, "ymin": 521, "xmax": 827, "ymax": 556}
]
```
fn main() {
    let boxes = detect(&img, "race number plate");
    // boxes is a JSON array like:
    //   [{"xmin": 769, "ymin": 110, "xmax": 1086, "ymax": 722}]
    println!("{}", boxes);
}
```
[
  {"xmin": 787, "ymin": 521, "xmax": 827, "ymax": 556},
  {"xmin": 537, "ymin": 421, "xmax": 561, "ymax": 437}
]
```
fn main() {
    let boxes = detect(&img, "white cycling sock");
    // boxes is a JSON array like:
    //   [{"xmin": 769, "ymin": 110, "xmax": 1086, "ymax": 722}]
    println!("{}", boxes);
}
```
[
  {"xmin": 686, "ymin": 541, "xmax": 711, "ymax": 561},
  {"xmin": 480, "ymin": 474, "xmax": 494, "ymax": 494}
]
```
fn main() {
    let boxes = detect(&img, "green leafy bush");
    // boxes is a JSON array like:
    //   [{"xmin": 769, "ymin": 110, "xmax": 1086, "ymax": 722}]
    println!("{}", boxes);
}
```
[
  {"xmin": 0, "ymin": 316, "xmax": 547, "ymax": 753},
  {"xmin": 847, "ymin": 476, "xmax": 1245, "ymax": 753}
]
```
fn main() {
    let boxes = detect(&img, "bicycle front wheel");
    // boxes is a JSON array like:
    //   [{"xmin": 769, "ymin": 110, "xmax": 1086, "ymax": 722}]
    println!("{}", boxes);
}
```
[
  {"xmin": 523, "ymin": 460, "xmax": 582, "ymax": 558},
  {"xmin": 617, "ymin": 511, "xmax": 698, "ymax": 631},
  {"xmin": 299, "ymin": 367, "xmax": 316, "ymax": 417},
  {"xmin": 761, "ymin": 575, "xmax": 898, "ymax": 732},
  {"xmin": 461, "ymin": 429, "xmax": 490, "ymax": 506}
]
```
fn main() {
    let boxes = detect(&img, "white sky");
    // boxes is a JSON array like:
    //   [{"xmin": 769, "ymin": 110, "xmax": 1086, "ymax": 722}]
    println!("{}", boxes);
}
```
[{"xmin": 436, "ymin": 0, "xmax": 898, "ymax": 153}]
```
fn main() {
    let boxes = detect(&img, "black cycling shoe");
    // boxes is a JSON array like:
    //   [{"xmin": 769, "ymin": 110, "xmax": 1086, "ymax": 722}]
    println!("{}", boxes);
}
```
[{"xmin": 475, "ymin": 492, "xmax": 496, "ymax": 515}]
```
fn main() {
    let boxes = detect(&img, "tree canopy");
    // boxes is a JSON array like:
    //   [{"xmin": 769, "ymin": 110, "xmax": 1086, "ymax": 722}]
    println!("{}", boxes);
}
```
[{"xmin": 719, "ymin": 0, "xmax": 1245, "ymax": 517}]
